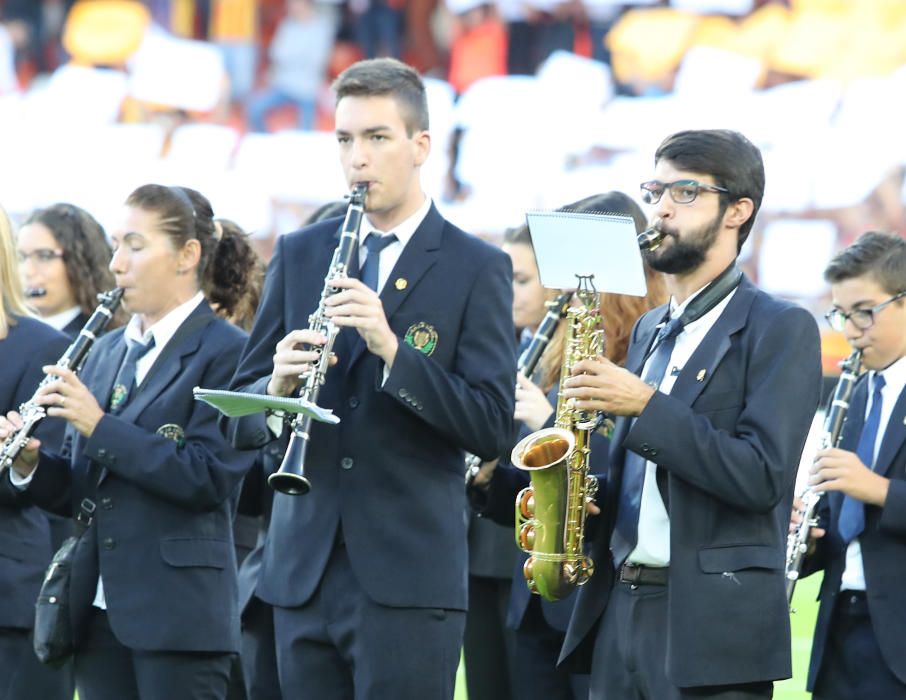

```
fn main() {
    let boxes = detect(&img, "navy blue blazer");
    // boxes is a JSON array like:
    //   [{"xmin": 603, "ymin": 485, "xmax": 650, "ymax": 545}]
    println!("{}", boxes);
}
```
[
  {"xmin": 559, "ymin": 277, "xmax": 822, "ymax": 688},
  {"xmin": 23, "ymin": 302, "xmax": 255, "ymax": 653},
  {"xmin": 0, "ymin": 316, "xmax": 69, "ymax": 629},
  {"xmin": 806, "ymin": 375, "xmax": 906, "ymax": 688},
  {"xmin": 228, "ymin": 205, "xmax": 516, "ymax": 612}
]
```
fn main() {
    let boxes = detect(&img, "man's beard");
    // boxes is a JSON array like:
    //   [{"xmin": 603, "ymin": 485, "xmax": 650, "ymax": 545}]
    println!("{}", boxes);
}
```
[{"xmin": 644, "ymin": 212, "xmax": 723, "ymax": 275}]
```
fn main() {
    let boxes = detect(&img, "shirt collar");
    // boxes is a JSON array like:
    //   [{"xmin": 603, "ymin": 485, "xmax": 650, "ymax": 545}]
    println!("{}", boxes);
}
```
[
  {"xmin": 359, "ymin": 195, "xmax": 432, "ymax": 248},
  {"xmin": 124, "ymin": 291, "xmax": 205, "ymax": 349},
  {"xmin": 667, "ymin": 280, "xmax": 736, "ymax": 332},
  {"xmin": 41, "ymin": 306, "xmax": 82, "ymax": 332},
  {"xmin": 874, "ymin": 354, "xmax": 906, "ymax": 398}
]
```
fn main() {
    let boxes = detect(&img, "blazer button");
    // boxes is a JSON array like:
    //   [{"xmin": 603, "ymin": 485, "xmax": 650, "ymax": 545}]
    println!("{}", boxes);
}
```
[
  {"xmin": 340, "ymin": 457, "xmax": 354, "ymax": 470},
  {"xmin": 649, "ymin": 449, "xmax": 658, "ymax": 457},
  {"xmin": 102, "ymin": 537, "xmax": 115, "ymax": 550},
  {"xmin": 398, "ymin": 388, "xmax": 408, "ymax": 398},
  {"xmin": 348, "ymin": 396, "xmax": 360, "ymax": 409},
  {"xmin": 100, "ymin": 497, "xmax": 113, "ymax": 510},
  {"xmin": 640, "ymin": 443, "xmax": 650, "ymax": 452},
  {"xmin": 97, "ymin": 448, "xmax": 107, "ymax": 459}
]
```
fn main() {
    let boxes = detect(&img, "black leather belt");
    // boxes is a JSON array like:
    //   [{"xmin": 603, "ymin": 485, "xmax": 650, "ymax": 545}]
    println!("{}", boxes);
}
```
[{"xmin": 619, "ymin": 563, "xmax": 669, "ymax": 586}]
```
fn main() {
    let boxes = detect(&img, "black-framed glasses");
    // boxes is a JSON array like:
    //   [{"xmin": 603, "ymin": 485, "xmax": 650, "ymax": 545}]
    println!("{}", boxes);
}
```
[
  {"xmin": 16, "ymin": 248, "xmax": 64, "ymax": 265},
  {"xmin": 640, "ymin": 179, "xmax": 729, "ymax": 205},
  {"xmin": 825, "ymin": 291, "xmax": 906, "ymax": 331}
]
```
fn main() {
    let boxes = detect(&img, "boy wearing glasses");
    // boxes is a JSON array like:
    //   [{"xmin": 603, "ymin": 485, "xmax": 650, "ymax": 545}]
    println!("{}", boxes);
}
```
[
  {"xmin": 800, "ymin": 231, "xmax": 906, "ymax": 699},
  {"xmin": 557, "ymin": 129, "xmax": 822, "ymax": 699}
]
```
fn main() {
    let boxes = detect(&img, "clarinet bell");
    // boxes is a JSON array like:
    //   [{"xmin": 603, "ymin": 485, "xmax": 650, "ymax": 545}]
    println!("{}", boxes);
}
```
[{"xmin": 268, "ymin": 434, "xmax": 312, "ymax": 495}]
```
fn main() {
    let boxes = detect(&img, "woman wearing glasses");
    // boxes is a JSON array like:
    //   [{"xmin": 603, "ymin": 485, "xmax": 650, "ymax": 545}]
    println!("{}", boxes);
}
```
[
  {"xmin": 0, "ymin": 203, "xmax": 72, "ymax": 700},
  {"xmin": 0, "ymin": 185, "xmax": 257, "ymax": 700},
  {"xmin": 16, "ymin": 203, "xmax": 125, "ymax": 338}
]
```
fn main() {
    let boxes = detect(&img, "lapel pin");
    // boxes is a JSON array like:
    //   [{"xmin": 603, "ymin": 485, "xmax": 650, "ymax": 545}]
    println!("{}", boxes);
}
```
[
  {"xmin": 395, "ymin": 278, "xmax": 408, "ymax": 291},
  {"xmin": 696, "ymin": 369, "xmax": 707, "ymax": 382}
]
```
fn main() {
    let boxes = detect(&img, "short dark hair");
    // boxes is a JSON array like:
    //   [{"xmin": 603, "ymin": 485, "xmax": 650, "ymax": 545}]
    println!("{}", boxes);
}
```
[
  {"xmin": 24, "ymin": 203, "xmax": 119, "ymax": 319},
  {"xmin": 332, "ymin": 58, "xmax": 429, "ymax": 135},
  {"xmin": 824, "ymin": 231, "xmax": 906, "ymax": 295},
  {"xmin": 654, "ymin": 129, "xmax": 765, "ymax": 251}
]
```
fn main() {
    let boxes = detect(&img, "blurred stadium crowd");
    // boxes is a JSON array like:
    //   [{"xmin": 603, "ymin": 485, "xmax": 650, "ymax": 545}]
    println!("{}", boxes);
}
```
[{"xmin": 0, "ymin": 0, "xmax": 904, "ymax": 368}]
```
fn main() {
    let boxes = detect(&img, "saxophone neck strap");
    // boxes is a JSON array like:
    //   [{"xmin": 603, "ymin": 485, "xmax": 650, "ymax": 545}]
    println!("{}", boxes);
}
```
[{"xmin": 645, "ymin": 263, "xmax": 743, "ymax": 363}]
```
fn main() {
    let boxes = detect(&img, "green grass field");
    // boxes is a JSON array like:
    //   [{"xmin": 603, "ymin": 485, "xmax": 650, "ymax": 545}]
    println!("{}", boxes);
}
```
[{"xmin": 454, "ymin": 574, "xmax": 823, "ymax": 699}]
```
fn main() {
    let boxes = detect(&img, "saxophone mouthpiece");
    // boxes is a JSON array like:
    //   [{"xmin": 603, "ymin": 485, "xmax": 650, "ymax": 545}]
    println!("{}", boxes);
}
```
[{"xmin": 637, "ymin": 228, "xmax": 666, "ymax": 252}]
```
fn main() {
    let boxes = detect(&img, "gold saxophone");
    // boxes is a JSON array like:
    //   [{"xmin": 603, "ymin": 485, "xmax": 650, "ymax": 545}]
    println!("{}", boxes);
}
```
[
  {"xmin": 509, "ymin": 227, "xmax": 665, "ymax": 601},
  {"xmin": 510, "ymin": 278, "xmax": 604, "ymax": 601}
]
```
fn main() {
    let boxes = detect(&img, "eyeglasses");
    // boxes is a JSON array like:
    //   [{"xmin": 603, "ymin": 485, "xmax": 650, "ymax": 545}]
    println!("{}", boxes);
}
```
[
  {"xmin": 825, "ymin": 291, "xmax": 906, "ymax": 331},
  {"xmin": 16, "ymin": 248, "xmax": 64, "ymax": 265},
  {"xmin": 640, "ymin": 179, "xmax": 729, "ymax": 205}
]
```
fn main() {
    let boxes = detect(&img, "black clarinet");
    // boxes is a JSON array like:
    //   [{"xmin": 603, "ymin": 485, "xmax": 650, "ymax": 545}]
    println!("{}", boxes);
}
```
[
  {"xmin": 0, "ymin": 288, "xmax": 123, "ymax": 472},
  {"xmin": 465, "ymin": 291, "xmax": 573, "ymax": 485},
  {"xmin": 267, "ymin": 184, "xmax": 367, "ymax": 496},
  {"xmin": 785, "ymin": 349, "xmax": 863, "ymax": 606}
]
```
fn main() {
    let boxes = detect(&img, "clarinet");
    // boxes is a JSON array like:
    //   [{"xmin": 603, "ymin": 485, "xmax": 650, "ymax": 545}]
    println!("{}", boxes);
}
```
[
  {"xmin": 267, "ymin": 183, "xmax": 367, "ymax": 496},
  {"xmin": 0, "ymin": 288, "xmax": 123, "ymax": 472},
  {"xmin": 465, "ymin": 291, "xmax": 573, "ymax": 485},
  {"xmin": 785, "ymin": 349, "xmax": 863, "ymax": 606}
]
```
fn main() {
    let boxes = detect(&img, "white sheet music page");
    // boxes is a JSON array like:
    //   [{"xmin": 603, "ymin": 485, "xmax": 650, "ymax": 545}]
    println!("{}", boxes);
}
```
[{"xmin": 525, "ymin": 210, "xmax": 648, "ymax": 296}]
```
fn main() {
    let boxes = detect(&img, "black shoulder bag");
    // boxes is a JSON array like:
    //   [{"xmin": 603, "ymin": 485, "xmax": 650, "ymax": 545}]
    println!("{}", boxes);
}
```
[{"xmin": 33, "ymin": 462, "xmax": 101, "ymax": 665}]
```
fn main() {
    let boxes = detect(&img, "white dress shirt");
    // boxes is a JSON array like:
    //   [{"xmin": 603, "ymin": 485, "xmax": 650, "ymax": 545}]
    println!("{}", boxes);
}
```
[
  {"xmin": 628, "ymin": 284, "xmax": 738, "ymax": 567},
  {"xmin": 840, "ymin": 354, "xmax": 906, "ymax": 591},
  {"xmin": 357, "ymin": 194, "xmax": 431, "ymax": 294},
  {"xmin": 41, "ymin": 306, "xmax": 82, "ymax": 333}
]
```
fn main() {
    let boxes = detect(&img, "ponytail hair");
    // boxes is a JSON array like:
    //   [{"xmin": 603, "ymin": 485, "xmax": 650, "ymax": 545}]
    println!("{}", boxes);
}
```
[{"xmin": 205, "ymin": 219, "xmax": 264, "ymax": 331}]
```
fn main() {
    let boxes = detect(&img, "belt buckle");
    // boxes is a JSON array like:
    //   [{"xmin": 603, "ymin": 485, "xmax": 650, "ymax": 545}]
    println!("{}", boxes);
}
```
[{"xmin": 621, "ymin": 563, "xmax": 642, "ymax": 585}]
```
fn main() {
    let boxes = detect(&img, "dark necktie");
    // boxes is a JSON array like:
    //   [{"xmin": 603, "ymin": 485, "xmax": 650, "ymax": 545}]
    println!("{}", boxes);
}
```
[
  {"xmin": 109, "ymin": 336, "xmax": 156, "ymax": 413},
  {"xmin": 611, "ymin": 316, "xmax": 684, "ymax": 567},
  {"xmin": 360, "ymin": 232, "xmax": 397, "ymax": 292},
  {"xmin": 838, "ymin": 374, "xmax": 885, "ymax": 543}
]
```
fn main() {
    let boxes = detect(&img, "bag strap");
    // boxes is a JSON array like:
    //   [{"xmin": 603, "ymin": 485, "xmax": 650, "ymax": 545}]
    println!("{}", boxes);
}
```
[{"xmin": 74, "ymin": 461, "xmax": 102, "ymax": 536}]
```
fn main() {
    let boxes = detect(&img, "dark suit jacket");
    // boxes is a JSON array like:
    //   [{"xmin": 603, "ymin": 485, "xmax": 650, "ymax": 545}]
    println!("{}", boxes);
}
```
[
  {"xmin": 228, "ymin": 205, "xmax": 516, "ymax": 612},
  {"xmin": 22, "ymin": 302, "xmax": 255, "ymax": 652},
  {"xmin": 559, "ymin": 277, "xmax": 822, "ymax": 688},
  {"xmin": 0, "ymin": 317, "xmax": 69, "ymax": 629},
  {"xmin": 805, "ymin": 375, "xmax": 906, "ymax": 688}
]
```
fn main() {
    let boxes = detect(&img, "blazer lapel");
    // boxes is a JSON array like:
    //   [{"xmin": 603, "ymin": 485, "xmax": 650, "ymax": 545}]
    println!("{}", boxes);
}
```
[
  {"xmin": 116, "ymin": 303, "xmax": 215, "ymax": 424},
  {"xmin": 344, "ymin": 204, "xmax": 443, "ymax": 372},
  {"xmin": 875, "ymin": 385, "xmax": 906, "ymax": 477},
  {"xmin": 94, "ymin": 330, "xmax": 128, "ymax": 413},
  {"xmin": 666, "ymin": 277, "xmax": 756, "ymax": 407}
]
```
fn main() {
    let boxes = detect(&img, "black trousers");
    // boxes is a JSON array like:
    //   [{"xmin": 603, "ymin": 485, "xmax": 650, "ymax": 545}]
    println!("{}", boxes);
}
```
[
  {"xmin": 813, "ymin": 591, "xmax": 906, "ymax": 700},
  {"xmin": 0, "ymin": 626, "xmax": 73, "ymax": 700},
  {"xmin": 239, "ymin": 598, "xmax": 281, "ymax": 700},
  {"xmin": 463, "ymin": 574, "xmax": 516, "ymax": 700},
  {"xmin": 590, "ymin": 581, "xmax": 773, "ymax": 700},
  {"xmin": 273, "ymin": 543, "xmax": 465, "ymax": 700},
  {"xmin": 75, "ymin": 609, "xmax": 234, "ymax": 700},
  {"xmin": 514, "ymin": 596, "xmax": 589, "ymax": 700}
]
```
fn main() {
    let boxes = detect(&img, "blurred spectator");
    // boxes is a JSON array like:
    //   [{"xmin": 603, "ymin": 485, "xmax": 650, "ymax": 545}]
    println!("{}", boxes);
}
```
[
  {"xmin": 447, "ymin": 0, "xmax": 507, "ymax": 95},
  {"xmin": 247, "ymin": 0, "xmax": 337, "ymax": 131},
  {"xmin": 209, "ymin": 0, "xmax": 260, "ymax": 104},
  {"xmin": 349, "ymin": 0, "xmax": 405, "ymax": 59}
]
